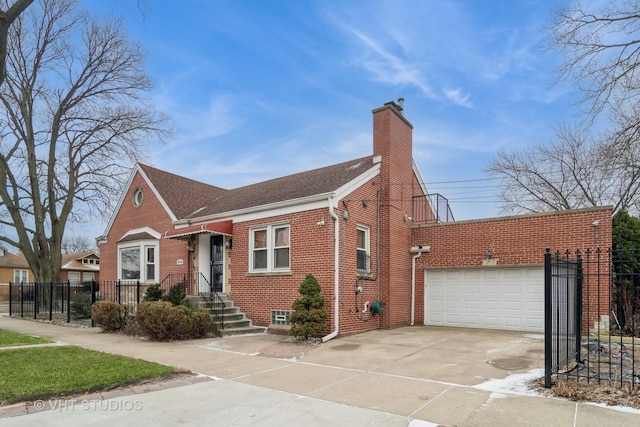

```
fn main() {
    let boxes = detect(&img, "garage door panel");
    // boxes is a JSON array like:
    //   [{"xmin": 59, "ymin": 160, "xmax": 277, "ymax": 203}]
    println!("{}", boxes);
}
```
[
  {"xmin": 485, "ymin": 284, "xmax": 500, "ymax": 294},
  {"xmin": 464, "ymin": 300, "xmax": 481, "ymax": 310},
  {"xmin": 425, "ymin": 267, "xmax": 544, "ymax": 332}
]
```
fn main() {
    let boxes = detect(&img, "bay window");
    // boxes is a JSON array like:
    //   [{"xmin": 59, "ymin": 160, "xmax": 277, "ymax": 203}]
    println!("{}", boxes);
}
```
[{"xmin": 118, "ymin": 241, "xmax": 158, "ymax": 282}]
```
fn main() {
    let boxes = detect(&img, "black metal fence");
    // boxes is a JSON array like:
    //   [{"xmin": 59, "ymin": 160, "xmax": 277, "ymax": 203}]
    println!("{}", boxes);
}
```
[
  {"xmin": 8, "ymin": 280, "xmax": 146, "ymax": 325},
  {"xmin": 544, "ymin": 248, "xmax": 639, "ymax": 388},
  {"xmin": 8, "ymin": 274, "xmax": 212, "ymax": 326},
  {"xmin": 412, "ymin": 193, "xmax": 455, "ymax": 224}
]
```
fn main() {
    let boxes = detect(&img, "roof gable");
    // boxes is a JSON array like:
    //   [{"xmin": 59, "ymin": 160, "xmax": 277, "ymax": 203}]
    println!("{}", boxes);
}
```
[
  {"xmin": 61, "ymin": 251, "xmax": 100, "ymax": 271},
  {"xmin": 138, "ymin": 163, "xmax": 227, "ymax": 219}
]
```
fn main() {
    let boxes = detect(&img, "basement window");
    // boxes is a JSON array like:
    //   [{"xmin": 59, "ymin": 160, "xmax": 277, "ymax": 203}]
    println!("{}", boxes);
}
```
[{"xmin": 271, "ymin": 310, "xmax": 291, "ymax": 326}]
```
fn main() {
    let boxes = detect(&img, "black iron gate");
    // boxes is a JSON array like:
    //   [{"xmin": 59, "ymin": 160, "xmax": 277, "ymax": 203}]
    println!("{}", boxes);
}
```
[
  {"xmin": 544, "ymin": 248, "xmax": 639, "ymax": 388},
  {"xmin": 544, "ymin": 248, "xmax": 583, "ymax": 387}
]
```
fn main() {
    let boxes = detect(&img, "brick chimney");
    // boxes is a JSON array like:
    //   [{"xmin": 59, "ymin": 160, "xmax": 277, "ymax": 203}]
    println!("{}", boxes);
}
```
[{"xmin": 371, "ymin": 99, "xmax": 415, "ymax": 329}]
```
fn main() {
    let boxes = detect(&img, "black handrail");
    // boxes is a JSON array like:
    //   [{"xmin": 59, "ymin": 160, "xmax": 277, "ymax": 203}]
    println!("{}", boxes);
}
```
[{"xmin": 198, "ymin": 273, "xmax": 225, "ymax": 331}]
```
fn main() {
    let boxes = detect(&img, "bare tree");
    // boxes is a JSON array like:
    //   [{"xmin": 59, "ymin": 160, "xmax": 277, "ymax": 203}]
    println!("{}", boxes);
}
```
[
  {"xmin": 486, "ymin": 125, "xmax": 640, "ymax": 215},
  {"xmin": 0, "ymin": 0, "xmax": 170, "ymax": 282},
  {"xmin": 490, "ymin": 2, "xmax": 640, "ymax": 216},
  {"xmin": 550, "ymin": 1, "xmax": 640, "ymax": 124},
  {"xmin": 0, "ymin": 0, "xmax": 34, "ymax": 85},
  {"xmin": 61, "ymin": 235, "xmax": 94, "ymax": 254}
]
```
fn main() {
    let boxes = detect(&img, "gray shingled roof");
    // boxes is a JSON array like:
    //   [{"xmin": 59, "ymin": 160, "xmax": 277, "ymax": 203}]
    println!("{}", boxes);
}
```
[
  {"xmin": 140, "ymin": 156, "xmax": 376, "ymax": 222},
  {"xmin": 138, "ymin": 163, "xmax": 227, "ymax": 219},
  {"xmin": 186, "ymin": 156, "xmax": 376, "ymax": 219}
]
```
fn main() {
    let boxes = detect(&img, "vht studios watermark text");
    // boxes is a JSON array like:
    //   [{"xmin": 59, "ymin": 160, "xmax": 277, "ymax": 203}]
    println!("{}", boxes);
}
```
[{"xmin": 33, "ymin": 399, "xmax": 144, "ymax": 412}]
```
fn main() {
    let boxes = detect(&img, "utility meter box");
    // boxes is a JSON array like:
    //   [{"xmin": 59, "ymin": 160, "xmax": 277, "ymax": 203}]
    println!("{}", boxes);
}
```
[{"xmin": 371, "ymin": 300, "xmax": 383, "ymax": 314}]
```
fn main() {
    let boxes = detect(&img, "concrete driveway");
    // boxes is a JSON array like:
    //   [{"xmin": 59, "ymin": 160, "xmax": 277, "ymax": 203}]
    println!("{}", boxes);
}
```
[{"xmin": 0, "ymin": 316, "xmax": 638, "ymax": 426}]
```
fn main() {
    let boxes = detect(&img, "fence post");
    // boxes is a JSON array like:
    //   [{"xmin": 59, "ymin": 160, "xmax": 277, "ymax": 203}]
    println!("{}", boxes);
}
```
[
  {"xmin": 117, "ymin": 280, "xmax": 121, "ymax": 304},
  {"xmin": 19, "ymin": 282, "xmax": 24, "ymax": 318},
  {"xmin": 48, "ymin": 281, "xmax": 53, "ymax": 321},
  {"xmin": 8, "ymin": 281, "xmax": 12, "ymax": 317},
  {"xmin": 575, "ymin": 251, "xmax": 583, "ymax": 364},
  {"xmin": 544, "ymin": 248, "xmax": 553, "ymax": 388},
  {"xmin": 90, "ymin": 280, "xmax": 96, "ymax": 327},
  {"xmin": 66, "ymin": 281, "xmax": 71, "ymax": 323},
  {"xmin": 137, "ymin": 280, "xmax": 141, "ymax": 305},
  {"xmin": 33, "ymin": 282, "xmax": 38, "ymax": 319}
]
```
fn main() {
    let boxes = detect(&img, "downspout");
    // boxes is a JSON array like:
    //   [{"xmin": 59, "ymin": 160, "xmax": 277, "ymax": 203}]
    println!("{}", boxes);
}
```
[
  {"xmin": 322, "ymin": 195, "xmax": 340, "ymax": 342},
  {"xmin": 411, "ymin": 252, "xmax": 421, "ymax": 326}
]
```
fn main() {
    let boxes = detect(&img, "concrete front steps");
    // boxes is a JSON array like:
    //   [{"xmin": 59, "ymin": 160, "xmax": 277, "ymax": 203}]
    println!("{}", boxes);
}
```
[{"xmin": 186, "ymin": 293, "xmax": 267, "ymax": 337}]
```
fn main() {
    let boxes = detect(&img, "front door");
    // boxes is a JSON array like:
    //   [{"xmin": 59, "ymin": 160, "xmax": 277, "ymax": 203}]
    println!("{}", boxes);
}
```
[{"xmin": 210, "ymin": 235, "xmax": 224, "ymax": 292}]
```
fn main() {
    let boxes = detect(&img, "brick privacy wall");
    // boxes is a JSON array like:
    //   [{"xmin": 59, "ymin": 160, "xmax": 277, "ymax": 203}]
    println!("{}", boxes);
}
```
[
  {"xmin": 99, "ymin": 172, "xmax": 190, "ymax": 284},
  {"xmin": 411, "ymin": 207, "xmax": 613, "ymax": 328},
  {"xmin": 372, "ymin": 103, "xmax": 419, "ymax": 329}
]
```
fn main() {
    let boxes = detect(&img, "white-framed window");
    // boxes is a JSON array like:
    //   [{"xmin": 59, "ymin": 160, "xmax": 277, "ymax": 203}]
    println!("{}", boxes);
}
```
[
  {"xmin": 118, "ymin": 240, "xmax": 159, "ymax": 282},
  {"xmin": 13, "ymin": 269, "xmax": 28, "ymax": 284},
  {"xmin": 132, "ymin": 187, "xmax": 144, "ymax": 207},
  {"xmin": 83, "ymin": 272, "xmax": 95, "ymax": 284},
  {"xmin": 145, "ymin": 246, "xmax": 156, "ymax": 281},
  {"xmin": 68, "ymin": 272, "xmax": 81, "ymax": 285},
  {"xmin": 357, "ymin": 225, "xmax": 370, "ymax": 273},
  {"xmin": 250, "ymin": 224, "xmax": 290, "ymax": 272}
]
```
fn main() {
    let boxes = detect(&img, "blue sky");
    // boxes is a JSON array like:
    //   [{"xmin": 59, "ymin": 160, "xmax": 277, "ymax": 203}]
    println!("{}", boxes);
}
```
[{"xmin": 75, "ymin": 0, "xmax": 578, "ymax": 239}]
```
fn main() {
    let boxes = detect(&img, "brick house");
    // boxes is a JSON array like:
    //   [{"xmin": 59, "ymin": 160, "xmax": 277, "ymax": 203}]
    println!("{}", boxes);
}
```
[
  {"xmin": 58, "ymin": 252, "xmax": 101, "ymax": 285},
  {"xmin": 98, "ymin": 100, "xmax": 612, "ymax": 338}
]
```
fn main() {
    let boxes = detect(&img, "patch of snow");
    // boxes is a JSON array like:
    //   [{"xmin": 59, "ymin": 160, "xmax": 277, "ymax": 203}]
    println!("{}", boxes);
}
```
[
  {"xmin": 195, "ymin": 373, "xmax": 222, "ymax": 381},
  {"xmin": 407, "ymin": 419, "xmax": 440, "ymax": 427},
  {"xmin": 474, "ymin": 369, "xmax": 543, "ymax": 397},
  {"xmin": 585, "ymin": 401, "xmax": 640, "ymax": 415}
]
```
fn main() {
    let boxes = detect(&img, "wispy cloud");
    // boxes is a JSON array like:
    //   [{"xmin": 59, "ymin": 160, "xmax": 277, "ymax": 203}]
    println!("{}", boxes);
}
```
[
  {"xmin": 347, "ymin": 28, "xmax": 436, "ymax": 99},
  {"xmin": 443, "ymin": 88, "xmax": 474, "ymax": 109}
]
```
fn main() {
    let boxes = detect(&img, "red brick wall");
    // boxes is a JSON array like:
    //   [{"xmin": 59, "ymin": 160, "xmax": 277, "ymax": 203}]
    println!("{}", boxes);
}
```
[
  {"xmin": 411, "ymin": 207, "xmax": 613, "ymax": 327},
  {"xmin": 230, "ymin": 177, "xmax": 383, "ymax": 336},
  {"xmin": 57, "ymin": 270, "xmax": 100, "ymax": 283},
  {"xmin": 99, "ymin": 171, "xmax": 190, "ymax": 284},
  {"xmin": 372, "ymin": 103, "xmax": 422, "ymax": 329}
]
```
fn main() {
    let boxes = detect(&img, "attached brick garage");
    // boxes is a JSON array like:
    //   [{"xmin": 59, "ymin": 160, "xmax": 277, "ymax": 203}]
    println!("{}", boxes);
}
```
[
  {"xmin": 412, "ymin": 207, "xmax": 613, "ymax": 333},
  {"xmin": 424, "ymin": 266, "xmax": 544, "ymax": 332}
]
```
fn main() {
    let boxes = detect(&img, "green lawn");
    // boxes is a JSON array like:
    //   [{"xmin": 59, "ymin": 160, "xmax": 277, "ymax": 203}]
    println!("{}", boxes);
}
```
[
  {"xmin": 0, "ymin": 329, "xmax": 52, "ymax": 346},
  {"xmin": 0, "ymin": 345, "xmax": 175, "ymax": 403}
]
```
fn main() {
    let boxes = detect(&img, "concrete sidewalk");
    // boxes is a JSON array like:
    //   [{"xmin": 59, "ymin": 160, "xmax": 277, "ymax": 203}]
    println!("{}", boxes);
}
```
[{"xmin": 0, "ymin": 315, "xmax": 639, "ymax": 426}]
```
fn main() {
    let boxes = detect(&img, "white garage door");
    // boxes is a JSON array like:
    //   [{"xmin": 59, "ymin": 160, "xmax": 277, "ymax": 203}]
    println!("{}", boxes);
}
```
[{"xmin": 425, "ymin": 267, "xmax": 544, "ymax": 332}]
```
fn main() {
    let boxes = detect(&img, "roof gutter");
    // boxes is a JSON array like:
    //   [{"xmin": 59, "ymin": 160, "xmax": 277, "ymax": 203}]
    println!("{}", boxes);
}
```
[{"xmin": 322, "ymin": 195, "xmax": 340, "ymax": 342}]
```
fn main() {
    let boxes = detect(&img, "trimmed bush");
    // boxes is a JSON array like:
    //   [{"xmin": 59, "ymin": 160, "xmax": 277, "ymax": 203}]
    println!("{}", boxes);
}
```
[
  {"xmin": 136, "ymin": 301, "xmax": 212, "ymax": 341},
  {"xmin": 162, "ymin": 282, "xmax": 186, "ymax": 306},
  {"xmin": 289, "ymin": 274, "xmax": 328, "ymax": 339},
  {"xmin": 70, "ymin": 293, "xmax": 93, "ymax": 319},
  {"xmin": 143, "ymin": 284, "xmax": 164, "ymax": 302},
  {"xmin": 91, "ymin": 301, "xmax": 128, "ymax": 332}
]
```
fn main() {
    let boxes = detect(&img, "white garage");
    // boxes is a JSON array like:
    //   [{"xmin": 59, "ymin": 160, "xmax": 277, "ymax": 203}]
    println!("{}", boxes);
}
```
[{"xmin": 424, "ymin": 267, "xmax": 544, "ymax": 332}]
